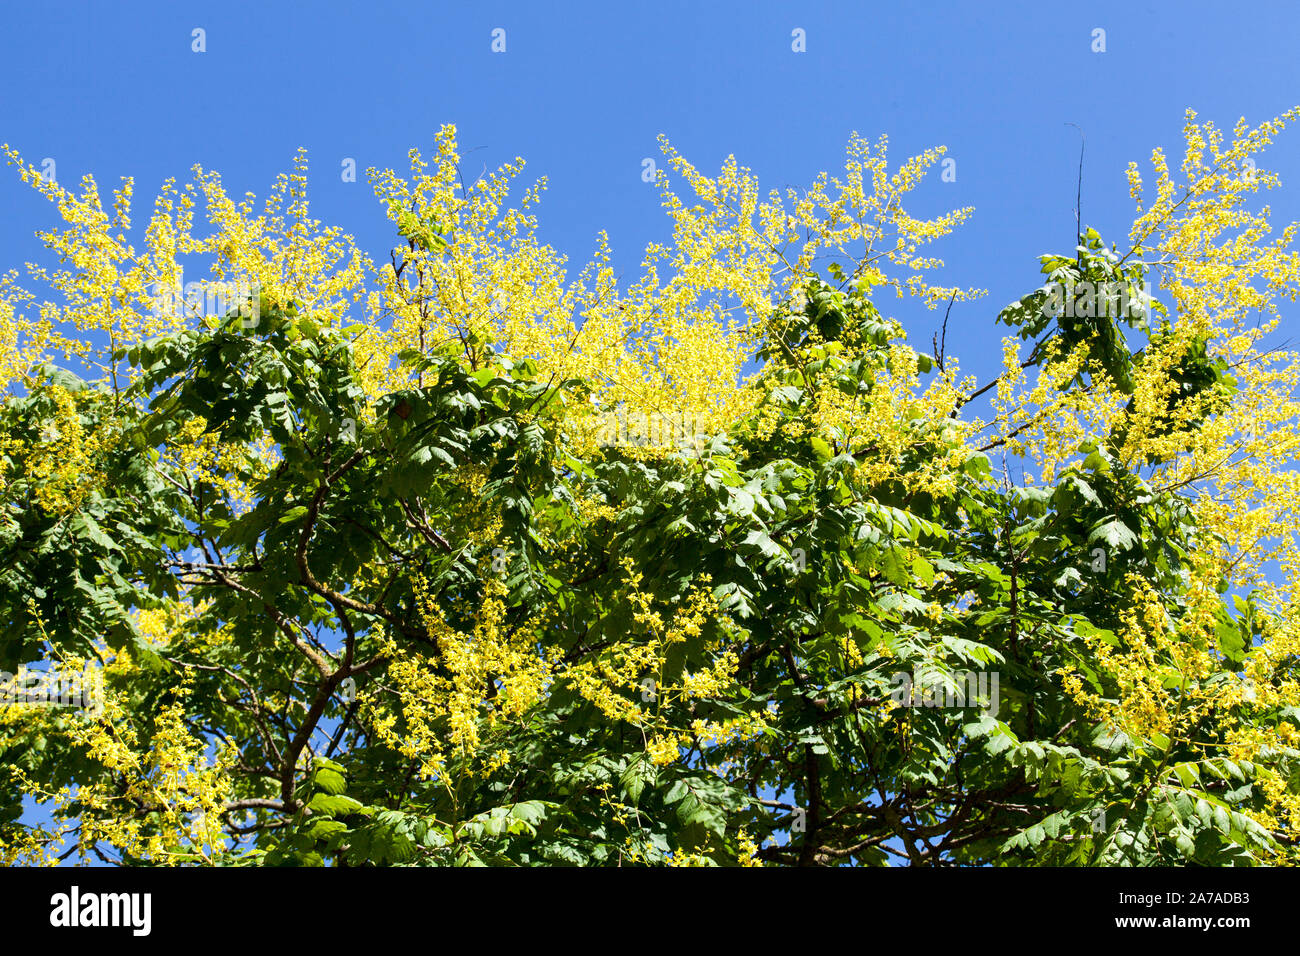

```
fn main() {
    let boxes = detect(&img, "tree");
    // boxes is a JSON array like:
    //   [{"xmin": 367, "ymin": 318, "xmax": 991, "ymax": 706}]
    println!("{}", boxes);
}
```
[{"xmin": 2, "ymin": 112, "xmax": 1300, "ymax": 865}]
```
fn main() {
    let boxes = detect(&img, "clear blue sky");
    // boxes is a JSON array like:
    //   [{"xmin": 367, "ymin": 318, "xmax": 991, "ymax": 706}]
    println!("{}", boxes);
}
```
[{"xmin": 2, "ymin": 0, "xmax": 1299, "ymax": 393}]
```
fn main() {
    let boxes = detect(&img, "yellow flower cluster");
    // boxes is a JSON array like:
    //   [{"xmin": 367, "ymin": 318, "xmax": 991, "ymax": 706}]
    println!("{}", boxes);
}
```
[
  {"xmin": 366, "ymin": 574, "xmax": 550, "ymax": 787},
  {"xmin": 1, "ymin": 383, "xmax": 117, "ymax": 515},
  {"xmin": 2, "ymin": 624, "xmax": 236, "ymax": 865},
  {"xmin": 1063, "ymin": 560, "xmax": 1300, "ymax": 860}
]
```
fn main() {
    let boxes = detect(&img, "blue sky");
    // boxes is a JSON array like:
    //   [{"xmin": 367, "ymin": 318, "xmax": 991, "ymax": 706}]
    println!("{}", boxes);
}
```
[
  {"xmin": 2, "ymin": 0, "xmax": 1299, "ymax": 393},
  {"xmin": 2, "ymin": 0, "xmax": 1299, "ymax": 863}
]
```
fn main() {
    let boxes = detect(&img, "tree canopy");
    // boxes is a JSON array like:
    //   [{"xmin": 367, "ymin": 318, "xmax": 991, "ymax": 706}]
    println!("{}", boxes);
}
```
[{"xmin": 4, "ymin": 112, "xmax": 1300, "ymax": 865}]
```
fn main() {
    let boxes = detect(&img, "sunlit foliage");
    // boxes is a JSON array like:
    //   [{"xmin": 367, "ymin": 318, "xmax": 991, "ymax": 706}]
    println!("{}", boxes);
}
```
[{"xmin": 3, "ymin": 112, "xmax": 1300, "ymax": 865}]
